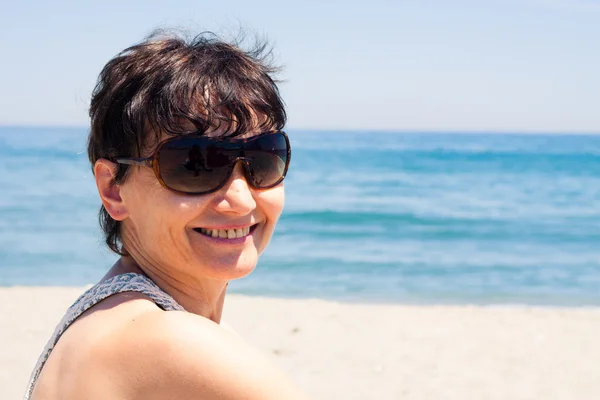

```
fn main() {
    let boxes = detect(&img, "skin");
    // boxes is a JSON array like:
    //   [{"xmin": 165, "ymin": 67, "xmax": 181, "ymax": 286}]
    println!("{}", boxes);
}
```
[{"xmin": 30, "ymin": 125, "xmax": 308, "ymax": 400}]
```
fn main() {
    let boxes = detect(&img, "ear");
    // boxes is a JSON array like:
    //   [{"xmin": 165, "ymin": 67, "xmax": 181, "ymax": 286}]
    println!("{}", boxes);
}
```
[{"xmin": 94, "ymin": 159, "xmax": 129, "ymax": 221}]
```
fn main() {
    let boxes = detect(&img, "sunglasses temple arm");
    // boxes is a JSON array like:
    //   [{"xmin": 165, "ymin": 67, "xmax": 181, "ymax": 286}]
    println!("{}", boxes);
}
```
[{"xmin": 114, "ymin": 157, "xmax": 153, "ymax": 168}]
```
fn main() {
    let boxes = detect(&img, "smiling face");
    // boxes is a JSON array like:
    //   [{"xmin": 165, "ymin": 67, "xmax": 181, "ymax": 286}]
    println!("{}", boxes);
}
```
[{"xmin": 103, "ymin": 125, "xmax": 286, "ymax": 284}]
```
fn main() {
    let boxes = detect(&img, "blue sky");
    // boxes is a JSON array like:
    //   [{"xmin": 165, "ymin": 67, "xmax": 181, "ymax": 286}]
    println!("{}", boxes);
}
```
[{"xmin": 1, "ymin": 0, "xmax": 599, "ymax": 132}]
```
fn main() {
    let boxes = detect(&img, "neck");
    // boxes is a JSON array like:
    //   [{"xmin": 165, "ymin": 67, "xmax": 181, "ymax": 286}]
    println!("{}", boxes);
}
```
[{"xmin": 105, "ymin": 257, "xmax": 228, "ymax": 324}]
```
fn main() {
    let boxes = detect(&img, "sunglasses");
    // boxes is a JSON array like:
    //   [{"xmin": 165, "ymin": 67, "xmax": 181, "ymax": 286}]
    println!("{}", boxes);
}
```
[{"xmin": 114, "ymin": 130, "xmax": 290, "ymax": 195}]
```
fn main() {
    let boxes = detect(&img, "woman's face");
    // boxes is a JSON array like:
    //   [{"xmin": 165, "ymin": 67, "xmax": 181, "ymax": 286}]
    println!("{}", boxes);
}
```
[{"xmin": 112, "ymin": 127, "xmax": 285, "ymax": 283}]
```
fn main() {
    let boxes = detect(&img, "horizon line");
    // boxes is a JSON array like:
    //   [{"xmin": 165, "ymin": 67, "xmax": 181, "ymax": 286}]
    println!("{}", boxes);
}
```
[{"xmin": 1, "ymin": 124, "xmax": 599, "ymax": 136}]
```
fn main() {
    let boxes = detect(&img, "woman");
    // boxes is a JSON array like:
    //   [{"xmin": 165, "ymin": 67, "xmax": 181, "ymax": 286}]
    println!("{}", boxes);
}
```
[{"xmin": 25, "ymin": 31, "xmax": 308, "ymax": 400}]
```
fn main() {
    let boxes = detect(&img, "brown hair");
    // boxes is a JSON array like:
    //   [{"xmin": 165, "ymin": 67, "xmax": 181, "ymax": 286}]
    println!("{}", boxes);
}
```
[{"xmin": 87, "ymin": 30, "xmax": 286, "ymax": 255}]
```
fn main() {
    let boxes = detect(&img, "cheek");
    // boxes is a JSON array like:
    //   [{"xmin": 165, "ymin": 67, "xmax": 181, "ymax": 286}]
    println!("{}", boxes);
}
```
[
  {"xmin": 121, "ymin": 172, "xmax": 203, "ymax": 245},
  {"xmin": 254, "ymin": 186, "xmax": 284, "ymax": 255},
  {"xmin": 126, "ymin": 191, "xmax": 174, "ymax": 246},
  {"xmin": 257, "ymin": 185, "xmax": 285, "ymax": 226}
]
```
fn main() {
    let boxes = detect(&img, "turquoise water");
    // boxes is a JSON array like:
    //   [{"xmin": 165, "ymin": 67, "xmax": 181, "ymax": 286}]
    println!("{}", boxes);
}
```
[{"xmin": 1, "ymin": 126, "xmax": 599, "ymax": 305}]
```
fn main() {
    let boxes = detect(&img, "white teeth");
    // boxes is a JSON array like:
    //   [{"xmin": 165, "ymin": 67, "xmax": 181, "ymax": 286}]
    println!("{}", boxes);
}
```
[{"xmin": 198, "ymin": 227, "xmax": 252, "ymax": 239}]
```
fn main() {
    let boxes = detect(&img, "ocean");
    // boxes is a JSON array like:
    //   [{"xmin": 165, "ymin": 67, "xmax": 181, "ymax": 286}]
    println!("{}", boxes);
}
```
[{"xmin": 1, "ymin": 126, "xmax": 599, "ymax": 306}]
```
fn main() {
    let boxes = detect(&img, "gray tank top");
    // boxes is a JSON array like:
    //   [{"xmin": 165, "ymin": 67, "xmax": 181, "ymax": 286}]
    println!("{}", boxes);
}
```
[{"xmin": 24, "ymin": 273, "xmax": 185, "ymax": 400}]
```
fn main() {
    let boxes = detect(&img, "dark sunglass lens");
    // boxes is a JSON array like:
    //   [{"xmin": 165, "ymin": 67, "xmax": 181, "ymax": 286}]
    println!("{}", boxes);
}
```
[
  {"xmin": 158, "ymin": 138, "xmax": 233, "ymax": 194},
  {"xmin": 245, "ymin": 133, "xmax": 289, "ymax": 188}
]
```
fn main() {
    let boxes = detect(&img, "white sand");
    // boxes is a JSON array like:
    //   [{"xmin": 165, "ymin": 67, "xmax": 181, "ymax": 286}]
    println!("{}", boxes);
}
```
[{"xmin": 2, "ymin": 287, "xmax": 600, "ymax": 400}]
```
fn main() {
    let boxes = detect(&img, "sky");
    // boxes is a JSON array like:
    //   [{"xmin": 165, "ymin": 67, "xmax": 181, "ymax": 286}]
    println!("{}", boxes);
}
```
[{"xmin": 1, "ymin": 0, "xmax": 599, "ymax": 133}]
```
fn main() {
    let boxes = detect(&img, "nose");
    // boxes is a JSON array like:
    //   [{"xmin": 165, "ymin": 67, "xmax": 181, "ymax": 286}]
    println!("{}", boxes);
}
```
[{"xmin": 213, "ymin": 161, "xmax": 256, "ymax": 214}]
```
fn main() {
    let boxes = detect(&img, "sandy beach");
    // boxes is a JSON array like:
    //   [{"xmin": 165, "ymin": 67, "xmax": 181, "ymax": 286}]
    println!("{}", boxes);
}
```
[{"xmin": 2, "ymin": 287, "xmax": 599, "ymax": 400}]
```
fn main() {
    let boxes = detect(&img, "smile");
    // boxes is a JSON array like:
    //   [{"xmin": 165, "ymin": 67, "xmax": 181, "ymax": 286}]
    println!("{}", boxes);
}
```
[{"xmin": 194, "ymin": 226, "xmax": 254, "ymax": 239}]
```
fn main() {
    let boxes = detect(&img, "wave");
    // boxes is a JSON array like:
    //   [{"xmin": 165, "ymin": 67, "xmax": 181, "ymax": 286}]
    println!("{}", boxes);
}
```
[{"xmin": 279, "ymin": 210, "xmax": 600, "ymax": 243}]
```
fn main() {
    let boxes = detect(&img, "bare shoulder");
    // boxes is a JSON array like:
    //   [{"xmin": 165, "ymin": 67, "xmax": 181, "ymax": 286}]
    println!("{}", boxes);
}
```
[
  {"xmin": 92, "ymin": 310, "xmax": 309, "ymax": 400},
  {"xmin": 218, "ymin": 319, "xmax": 241, "ymax": 337}
]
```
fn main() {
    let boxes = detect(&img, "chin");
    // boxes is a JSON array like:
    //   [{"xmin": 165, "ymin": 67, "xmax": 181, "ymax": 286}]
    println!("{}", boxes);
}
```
[
  {"xmin": 233, "ymin": 256, "xmax": 259, "ymax": 279},
  {"xmin": 202, "ymin": 254, "xmax": 258, "ymax": 281},
  {"xmin": 213, "ymin": 265, "xmax": 256, "ymax": 282}
]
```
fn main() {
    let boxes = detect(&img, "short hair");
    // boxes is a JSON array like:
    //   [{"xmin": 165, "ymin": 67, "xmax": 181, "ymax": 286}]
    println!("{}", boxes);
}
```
[{"xmin": 87, "ymin": 30, "xmax": 286, "ymax": 255}]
